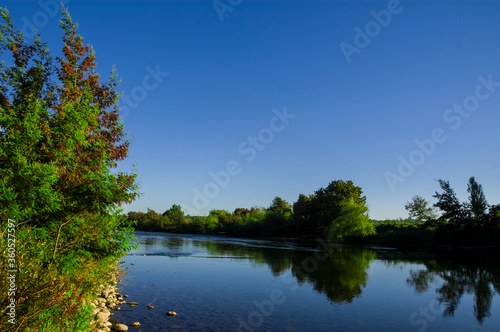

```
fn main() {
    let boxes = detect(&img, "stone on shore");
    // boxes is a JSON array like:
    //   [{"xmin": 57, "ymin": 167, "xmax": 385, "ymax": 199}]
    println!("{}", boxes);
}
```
[
  {"xmin": 96, "ymin": 311, "xmax": 110, "ymax": 323},
  {"xmin": 113, "ymin": 323, "xmax": 129, "ymax": 331}
]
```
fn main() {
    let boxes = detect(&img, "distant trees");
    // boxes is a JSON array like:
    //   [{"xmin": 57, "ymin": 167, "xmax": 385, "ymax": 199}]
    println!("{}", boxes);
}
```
[
  {"xmin": 269, "ymin": 196, "xmax": 292, "ymax": 214},
  {"xmin": 128, "ymin": 176, "xmax": 499, "ymax": 246},
  {"xmin": 328, "ymin": 199, "xmax": 375, "ymax": 243},
  {"xmin": 293, "ymin": 193, "xmax": 316, "ymax": 237},
  {"xmin": 433, "ymin": 177, "xmax": 490, "ymax": 227},
  {"xmin": 433, "ymin": 179, "xmax": 467, "ymax": 224},
  {"xmin": 404, "ymin": 195, "xmax": 435, "ymax": 221},
  {"xmin": 291, "ymin": 180, "xmax": 369, "ymax": 238},
  {"xmin": 467, "ymin": 177, "xmax": 488, "ymax": 222},
  {"xmin": 129, "ymin": 180, "xmax": 372, "ymax": 240},
  {"xmin": 163, "ymin": 204, "xmax": 185, "ymax": 226},
  {"xmin": 314, "ymin": 180, "xmax": 367, "ymax": 236}
]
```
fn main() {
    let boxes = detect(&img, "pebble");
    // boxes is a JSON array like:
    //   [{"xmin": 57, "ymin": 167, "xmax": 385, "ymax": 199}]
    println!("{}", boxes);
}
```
[{"xmin": 113, "ymin": 323, "xmax": 129, "ymax": 331}]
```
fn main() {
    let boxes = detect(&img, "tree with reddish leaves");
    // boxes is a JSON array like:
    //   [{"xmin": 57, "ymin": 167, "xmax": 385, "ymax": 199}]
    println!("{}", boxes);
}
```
[{"xmin": 0, "ymin": 6, "xmax": 138, "ymax": 258}]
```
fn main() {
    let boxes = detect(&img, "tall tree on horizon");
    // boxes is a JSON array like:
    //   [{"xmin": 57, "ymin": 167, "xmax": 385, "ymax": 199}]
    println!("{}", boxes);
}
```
[
  {"xmin": 404, "ymin": 195, "xmax": 436, "ymax": 221},
  {"xmin": 467, "ymin": 177, "xmax": 488, "ymax": 223}
]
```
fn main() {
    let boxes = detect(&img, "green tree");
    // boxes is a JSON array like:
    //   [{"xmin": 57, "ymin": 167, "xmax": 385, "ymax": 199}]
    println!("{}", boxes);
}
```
[
  {"xmin": 314, "ymin": 180, "xmax": 366, "ymax": 237},
  {"xmin": 433, "ymin": 179, "xmax": 466, "ymax": 224},
  {"xmin": 206, "ymin": 209, "xmax": 230, "ymax": 232},
  {"xmin": 292, "ymin": 193, "xmax": 316, "ymax": 237},
  {"xmin": 163, "ymin": 204, "xmax": 184, "ymax": 223},
  {"xmin": 467, "ymin": 177, "xmax": 488, "ymax": 222},
  {"xmin": 0, "ymin": 7, "xmax": 137, "ymax": 231},
  {"xmin": 265, "ymin": 196, "xmax": 293, "ymax": 236},
  {"xmin": 328, "ymin": 198, "xmax": 375, "ymax": 243},
  {"xmin": 269, "ymin": 196, "xmax": 292, "ymax": 213},
  {"xmin": 404, "ymin": 195, "xmax": 436, "ymax": 221},
  {"xmin": 0, "ymin": 7, "xmax": 137, "ymax": 330}
]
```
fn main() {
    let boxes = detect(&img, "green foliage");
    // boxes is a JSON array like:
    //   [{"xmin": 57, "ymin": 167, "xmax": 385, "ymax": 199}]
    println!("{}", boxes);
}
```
[
  {"xmin": 0, "ymin": 7, "xmax": 138, "ymax": 331},
  {"xmin": 467, "ymin": 177, "xmax": 488, "ymax": 222},
  {"xmin": 290, "ymin": 180, "xmax": 366, "ymax": 237},
  {"xmin": 433, "ymin": 179, "xmax": 467, "ymax": 225},
  {"xmin": 314, "ymin": 180, "xmax": 366, "ymax": 236},
  {"xmin": 292, "ymin": 193, "xmax": 316, "ymax": 237},
  {"xmin": 269, "ymin": 196, "xmax": 292, "ymax": 214},
  {"xmin": 130, "ymin": 177, "xmax": 500, "ymax": 247},
  {"xmin": 404, "ymin": 195, "xmax": 436, "ymax": 221},
  {"xmin": 373, "ymin": 221, "xmax": 436, "ymax": 246},
  {"xmin": 328, "ymin": 199, "xmax": 375, "ymax": 243}
]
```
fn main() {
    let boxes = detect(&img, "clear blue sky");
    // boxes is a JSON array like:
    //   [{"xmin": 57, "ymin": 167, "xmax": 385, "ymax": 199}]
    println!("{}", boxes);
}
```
[{"xmin": 5, "ymin": 0, "xmax": 500, "ymax": 219}]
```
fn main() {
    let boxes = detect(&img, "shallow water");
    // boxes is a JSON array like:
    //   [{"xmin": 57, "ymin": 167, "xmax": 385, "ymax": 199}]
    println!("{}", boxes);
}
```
[{"xmin": 112, "ymin": 232, "xmax": 500, "ymax": 331}]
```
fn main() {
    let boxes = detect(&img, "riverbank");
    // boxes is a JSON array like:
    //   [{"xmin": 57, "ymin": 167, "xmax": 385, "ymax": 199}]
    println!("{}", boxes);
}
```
[
  {"xmin": 0, "ymin": 223, "xmax": 136, "ymax": 331},
  {"xmin": 88, "ymin": 262, "xmax": 126, "ymax": 332}
]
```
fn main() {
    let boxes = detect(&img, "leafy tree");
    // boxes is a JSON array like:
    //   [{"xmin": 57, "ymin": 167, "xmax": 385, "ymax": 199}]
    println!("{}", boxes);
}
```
[
  {"xmin": 0, "ymin": 7, "xmax": 137, "ymax": 234},
  {"xmin": 234, "ymin": 207, "xmax": 250, "ymax": 216},
  {"xmin": 314, "ymin": 180, "xmax": 366, "ymax": 236},
  {"xmin": 433, "ymin": 179, "xmax": 466, "ymax": 224},
  {"xmin": 328, "ymin": 198, "xmax": 375, "ymax": 243},
  {"xmin": 206, "ymin": 209, "xmax": 230, "ymax": 232},
  {"xmin": 0, "ymin": 7, "xmax": 137, "ymax": 330},
  {"xmin": 467, "ymin": 177, "xmax": 488, "ymax": 222},
  {"xmin": 269, "ymin": 196, "xmax": 292, "ymax": 213},
  {"xmin": 292, "ymin": 193, "xmax": 316, "ymax": 237},
  {"xmin": 264, "ymin": 197, "xmax": 293, "ymax": 236},
  {"xmin": 163, "ymin": 204, "xmax": 184, "ymax": 223},
  {"xmin": 404, "ymin": 195, "xmax": 436, "ymax": 221}
]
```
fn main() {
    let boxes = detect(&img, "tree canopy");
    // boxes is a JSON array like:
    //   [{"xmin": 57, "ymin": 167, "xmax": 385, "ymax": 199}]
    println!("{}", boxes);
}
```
[{"xmin": 404, "ymin": 195, "xmax": 435, "ymax": 221}]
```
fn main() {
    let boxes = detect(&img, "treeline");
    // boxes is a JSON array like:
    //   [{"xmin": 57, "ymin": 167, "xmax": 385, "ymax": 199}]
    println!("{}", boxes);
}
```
[
  {"xmin": 128, "ymin": 177, "xmax": 500, "ymax": 247},
  {"xmin": 128, "ymin": 180, "xmax": 375, "ymax": 240},
  {"xmin": 373, "ymin": 177, "xmax": 500, "ymax": 247}
]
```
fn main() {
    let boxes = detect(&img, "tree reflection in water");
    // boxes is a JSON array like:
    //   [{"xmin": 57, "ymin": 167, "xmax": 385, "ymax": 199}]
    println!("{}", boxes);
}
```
[
  {"xmin": 173, "ymin": 234, "xmax": 499, "ymax": 324},
  {"xmin": 200, "ymin": 239, "xmax": 376, "ymax": 304},
  {"xmin": 289, "ymin": 246, "xmax": 375, "ymax": 303},
  {"xmin": 406, "ymin": 259, "xmax": 500, "ymax": 323}
]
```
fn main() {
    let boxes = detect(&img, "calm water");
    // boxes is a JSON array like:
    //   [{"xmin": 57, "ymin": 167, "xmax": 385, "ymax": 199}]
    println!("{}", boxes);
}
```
[{"xmin": 112, "ymin": 232, "xmax": 500, "ymax": 331}]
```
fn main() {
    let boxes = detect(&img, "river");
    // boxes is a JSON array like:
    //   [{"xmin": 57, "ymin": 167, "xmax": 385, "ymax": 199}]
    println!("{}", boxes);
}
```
[{"xmin": 111, "ymin": 231, "xmax": 500, "ymax": 331}]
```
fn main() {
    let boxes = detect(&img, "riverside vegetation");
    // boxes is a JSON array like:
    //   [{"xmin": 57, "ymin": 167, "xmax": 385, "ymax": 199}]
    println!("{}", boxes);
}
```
[
  {"xmin": 1, "ymin": 5, "xmax": 499, "ymax": 332},
  {"xmin": 0, "ymin": 7, "xmax": 138, "ymax": 331},
  {"xmin": 128, "ymin": 176, "xmax": 500, "ymax": 249}
]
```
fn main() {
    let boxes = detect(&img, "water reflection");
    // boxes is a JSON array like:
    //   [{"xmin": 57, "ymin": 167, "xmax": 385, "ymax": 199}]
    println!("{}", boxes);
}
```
[
  {"xmin": 290, "ymin": 246, "xmax": 376, "ymax": 303},
  {"xmin": 144, "ymin": 234, "xmax": 378, "ymax": 304},
  {"xmin": 131, "ymin": 232, "xmax": 500, "ymax": 327},
  {"xmin": 406, "ymin": 259, "xmax": 500, "ymax": 323},
  {"xmin": 196, "ymin": 237, "xmax": 500, "ymax": 320}
]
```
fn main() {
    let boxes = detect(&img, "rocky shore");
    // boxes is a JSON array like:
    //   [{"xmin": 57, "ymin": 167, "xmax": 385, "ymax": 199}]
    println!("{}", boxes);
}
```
[{"xmin": 88, "ymin": 262, "xmax": 137, "ymax": 331}]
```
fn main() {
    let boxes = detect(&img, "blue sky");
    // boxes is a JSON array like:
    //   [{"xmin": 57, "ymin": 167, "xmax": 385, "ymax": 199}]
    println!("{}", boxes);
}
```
[{"xmin": 4, "ymin": 0, "xmax": 500, "ymax": 219}]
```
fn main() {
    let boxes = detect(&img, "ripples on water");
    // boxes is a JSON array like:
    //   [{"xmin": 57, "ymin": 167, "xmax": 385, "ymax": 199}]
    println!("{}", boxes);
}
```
[{"xmin": 111, "ymin": 231, "xmax": 500, "ymax": 331}]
